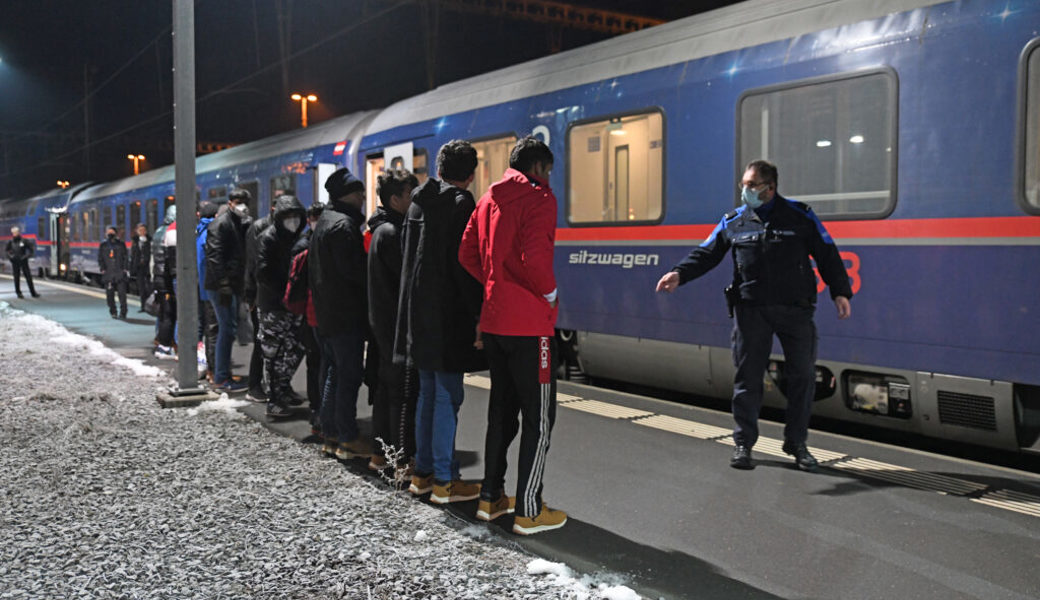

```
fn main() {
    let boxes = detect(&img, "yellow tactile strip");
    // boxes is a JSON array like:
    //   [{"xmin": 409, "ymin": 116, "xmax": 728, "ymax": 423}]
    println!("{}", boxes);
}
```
[{"xmin": 462, "ymin": 374, "xmax": 1037, "ymax": 519}]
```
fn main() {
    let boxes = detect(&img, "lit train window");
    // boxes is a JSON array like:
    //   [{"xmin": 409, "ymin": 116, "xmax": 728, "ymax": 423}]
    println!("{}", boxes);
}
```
[
  {"xmin": 1022, "ymin": 41, "xmax": 1040, "ymax": 211},
  {"xmin": 739, "ymin": 70, "xmax": 897, "ymax": 219},
  {"xmin": 364, "ymin": 148, "xmax": 429, "ymax": 219},
  {"xmin": 207, "ymin": 186, "xmax": 227, "ymax": 202},
  {"xmin": 567, "ymin": 110, "xmax": 664, "ymax": 225},
  {"xmin": 469, "ymin": 135, "xmax": 517, "ymax": 200}
]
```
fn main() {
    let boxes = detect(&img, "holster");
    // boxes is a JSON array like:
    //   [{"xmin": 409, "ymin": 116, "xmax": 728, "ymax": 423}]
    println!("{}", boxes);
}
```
[{"xmin": 724, "ymin": 283, "xmax": 740, "ymax": 319}]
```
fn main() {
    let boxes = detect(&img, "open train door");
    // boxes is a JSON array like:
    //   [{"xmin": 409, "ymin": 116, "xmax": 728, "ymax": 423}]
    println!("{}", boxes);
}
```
[
  {"xmin": 314, "ymin": 163, "xmax": 338, "ymax": 206},
  {"xmin": 47, "ymin": 208, "xmax": 70, "ymax": 279}
]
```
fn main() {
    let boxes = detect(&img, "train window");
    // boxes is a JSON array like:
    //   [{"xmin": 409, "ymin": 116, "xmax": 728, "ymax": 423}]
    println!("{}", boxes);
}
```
[
  {"xmin": 271, "ymin": 175, "xmax": 295, "ymax": 197},
  {"xmin": 129, "ymin": 201, "xmax": 141, "ymax": 233},
  {"xmin": 469, "ymin": 135, "xmax": 517, "ymax": 200},
  {"xmin": 739, "ymin": 70, "xmax": 897, "ymax": 219},
  {"xmin": 71, "ymin": 212, "xmax": 78, "ymax": 242},
  {"xmin": 147, "ymin": 199, "xmax": 158, "ymax": 233},
  {"xmin": 1022, "ymin": 41, "xmax": 1040, "ymax": 211},
  {"xmin": 236, "ymin": 181, "xmax": 259, "ymax": 218},
  {"xmin": 37, "ymin": 218, "xmax": 46, "ymax": 241},
  {"xmin": 567, "ymin": 110, "xmax": 665, "ymax": 225},
  {"xmin": 116, "ymin": 205, "xmax": 126, "ymax": 240},
  {"xmin": 207, "ymin": 186, "xmax": 227, "ymax": 203}
]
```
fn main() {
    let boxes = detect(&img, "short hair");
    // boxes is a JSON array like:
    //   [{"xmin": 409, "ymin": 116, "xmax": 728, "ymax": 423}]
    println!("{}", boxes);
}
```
[
  {"xmin": 745, "ymin": 159, "xmax": 778, "ymax": 187},
  {"xmin": 106, "ymin": 225, "xmax": 117, "ymax": 234},
  {"xmin": 135, "ymin": 222, "xmax": 147, "ymax": 229},
  {"xmin": 228, "ymin": 187, "xmax": 251, "ymax": 202},
  {"xmin": 437, "ymin": 140, "xmax": 478, "ymax": 182},
  {"xmin": 509, "ymin": 136, "xmax": 554, "ymax": 173},
  {"xmin": 197, "ymin": 202, "xmax": 219, "ymax": 219},
  {"xmin": 377, "ymin": 169, "xmax": 419, "ymax": 205},
  {"xmin": 306, "ymin": 203, "xmax": 324, "ymax": 220}
]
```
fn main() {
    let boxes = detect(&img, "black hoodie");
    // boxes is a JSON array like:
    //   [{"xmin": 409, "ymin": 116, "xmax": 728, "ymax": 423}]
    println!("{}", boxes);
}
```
[
  {"xmin": 255, "ymin": 195, "xmax": 307, "ymax": 312},
  {"xmin": 367, "ymin": 205, "xmax": 405, "ymax": 359},
  {"xmin": 393, "ymin": 178, "xmax": 485, "ymax": 373}
]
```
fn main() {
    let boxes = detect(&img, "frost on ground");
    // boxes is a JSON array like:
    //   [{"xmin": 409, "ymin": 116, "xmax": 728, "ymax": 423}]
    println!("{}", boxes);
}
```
[{"xmin": 0, "ymin": 304, "xmax": 640, "ymax": 599}]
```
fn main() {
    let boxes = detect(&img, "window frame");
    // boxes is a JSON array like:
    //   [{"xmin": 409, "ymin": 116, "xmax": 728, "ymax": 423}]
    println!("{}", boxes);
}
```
[
  {"xmin": 466, "ymin": 131, "xmax": 518, "ymax": 199},
  {"xmin": 565, "ymin": 107, "xmax": 667, "ymax": 227},
  {"xmin": 735, "ymin": 67, "xmax": 899, "ymax": 221},
  {"xmin": 1017, "ymin": 37, "xmax": 1040, "ymax": 215}
]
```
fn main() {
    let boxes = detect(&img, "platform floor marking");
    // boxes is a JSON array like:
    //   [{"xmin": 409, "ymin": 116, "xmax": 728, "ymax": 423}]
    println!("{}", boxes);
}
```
[
  {"xmin": 632, "ymin": 414, "xmax": 733, "ymax": 440},
  {"xmin": 0, "ymin": 273, "xmax": 141, "ymax": 304},
  {"xmin": 565, "ymin": 399, "xmax": 654, "ymax": 420},
  {"xmin": 831, "ymin": 457, "xmax": 989, "ymax": 496},
  {"xmin": 971, "ymin": 489, "xmax": 1040, "ymax": 518},
  {"xmin": 714, "ymin": 435, "xmax": 848, "ymax": 463}
]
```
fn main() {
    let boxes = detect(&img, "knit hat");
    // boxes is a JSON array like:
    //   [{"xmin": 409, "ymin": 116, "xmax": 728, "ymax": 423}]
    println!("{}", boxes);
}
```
[{"xmin": 324, "ymin": 168, "xmax": 364, "ymax": 201}]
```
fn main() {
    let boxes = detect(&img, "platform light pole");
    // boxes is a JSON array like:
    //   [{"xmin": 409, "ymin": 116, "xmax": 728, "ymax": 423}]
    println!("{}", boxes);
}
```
[
  {"xmin": 291, "ymin": 93, "xmax": 317, "ymax": 128},
  {"xmin": 127, "ymin": 154, "xmax": 146, "ymax": 175},
  {"xmin": 56, "ymin": 180, "xmax": 70, "ymax": 189}
]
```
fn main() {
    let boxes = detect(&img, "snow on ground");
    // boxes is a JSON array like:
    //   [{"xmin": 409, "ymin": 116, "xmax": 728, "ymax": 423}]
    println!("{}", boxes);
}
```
[{"xmin": 0, "ymin": 303, "xmax": 642, "ymax": 599}]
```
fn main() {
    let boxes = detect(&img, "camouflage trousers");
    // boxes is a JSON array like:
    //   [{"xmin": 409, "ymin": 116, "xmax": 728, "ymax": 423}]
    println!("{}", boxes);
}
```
[{"xmin": 257, "ymin": 309, "xmax": 305, "ymax": 404}]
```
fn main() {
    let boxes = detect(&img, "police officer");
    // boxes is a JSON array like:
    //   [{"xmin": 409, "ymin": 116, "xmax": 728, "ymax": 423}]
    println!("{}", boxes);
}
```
[
  {"xmin": 98, "ymin": 225, "xmax": 129, "ymax": 319},
  {"xmin": 655, "ymin": 159, "xmax": 852, "ymax": 471}
]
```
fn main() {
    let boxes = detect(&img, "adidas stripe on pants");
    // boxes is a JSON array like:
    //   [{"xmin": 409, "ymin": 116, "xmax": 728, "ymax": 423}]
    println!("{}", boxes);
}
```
[{"xmin": 481, "ymin": 333, "xmax": 558, "ymax": 518}]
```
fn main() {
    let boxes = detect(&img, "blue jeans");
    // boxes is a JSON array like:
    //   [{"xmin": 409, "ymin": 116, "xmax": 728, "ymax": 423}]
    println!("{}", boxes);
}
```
[
  {"xmin": 415, "ymin": 370, "xmax": 464, "ymax": 482},
  {"xmin": 319, "ymin": 332, "xmax": 365, "ymax": 443},
  {"xmin": 209, "ymin": 294, "xmax": 239, "ymax": 383}
]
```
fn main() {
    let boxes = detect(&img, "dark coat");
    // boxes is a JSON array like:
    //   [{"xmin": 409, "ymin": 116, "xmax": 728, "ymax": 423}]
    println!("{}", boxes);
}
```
[
  {"xmin": 309, "ymin": 200, "xmax": 367, "ymax": 337},
  {"xmin": 366, "ymin": 205, "xmax": 405, "ymax": 359},
  {"xmin": 98, "ymin": 237, "xmax": 128, "ymax": 283},
  {"xmin": 255, "ymin": 196, "xmax": 306, "ymax": 312},
  {"xmin": 394, "ymin": 178, "xmax": 485, "ymax": 373},
  {"xmin": 243, "ymin": 214, "xmax": 272, "ymax": 305},
  {"xmin": 5, "ymin": 237, "xmax": 35, "ymax": 262},
  {"xmin": 204, "ymin": 207, "xmax": 248, "ymax": 294},
  {"xmin": 130, "ymin": 234, "xmax": 151, "ymax": 273}
]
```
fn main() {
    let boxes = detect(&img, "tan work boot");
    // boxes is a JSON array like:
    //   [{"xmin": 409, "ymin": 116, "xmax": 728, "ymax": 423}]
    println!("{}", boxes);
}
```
[
  {"xmin": 429, "ymin": 480, "xmax": 481, "ymax": 505},
  {"xmin": 476, "ymin": 494, "xmax": 516, "ymax": 521},
  {"xmin": 335, "ymin": 438, "xmax": 373, "ymax": 460},
  {"xmin": 512, "ymin": 505, "xmax": 567, "ymax": 535},
  {"xmin": 408, "ymin": 474, "xmax": 434, "ymax": 495},
  {"xmin": 368, "ymin": 454, "xmax": 388, "ymax": 471}
]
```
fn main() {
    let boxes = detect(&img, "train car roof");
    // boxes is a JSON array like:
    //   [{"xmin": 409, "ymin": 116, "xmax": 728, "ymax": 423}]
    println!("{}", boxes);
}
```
[
  {"xmin": 366, "ymin": 0, "xmax": 945, "ymax": 133},
  {"xmin": 70, "ymin": 111, "xmax": 372, "ymax": 204}
]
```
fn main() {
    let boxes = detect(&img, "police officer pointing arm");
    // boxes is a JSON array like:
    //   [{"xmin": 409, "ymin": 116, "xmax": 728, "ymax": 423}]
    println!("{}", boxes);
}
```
[{"xmin": 655, "ymin": 160, "xmax": 851, "ymax": 472}]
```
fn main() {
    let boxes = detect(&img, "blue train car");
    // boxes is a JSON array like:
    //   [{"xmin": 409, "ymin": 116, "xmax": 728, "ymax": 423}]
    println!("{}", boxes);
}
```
[
  {"xmin": 351, "ymin": 0, "xmax": 1040, "ymax": 453},
  {"xmin": 0, "ymin": 184, "xmax": 89, "ymax": 279}
]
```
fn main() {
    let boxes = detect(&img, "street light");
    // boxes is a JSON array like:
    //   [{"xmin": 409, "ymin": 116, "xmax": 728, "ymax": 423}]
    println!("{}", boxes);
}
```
[
  {"xmin": 127, "ymin": 154, "xmax": 146, "ymax": 175},
  {"xmin": 290, "ymin": 93, "xmax": 318, "ymax": 128},
  {"xmin": 56, "ymin": 180, "xmax": 70, "ymax": 189}
]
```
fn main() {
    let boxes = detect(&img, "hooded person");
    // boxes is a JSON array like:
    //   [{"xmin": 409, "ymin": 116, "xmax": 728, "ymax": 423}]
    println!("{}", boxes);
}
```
[
  {"xmin": 152, "ymin": 205, "xmax": 178, "ymax": 357},
  {"xmin": 204, "ymin": 189, "xmax": 251, "ymax": 392},
  {"xmin": 98, "ymin": 225, "xmax": 129, "ymax": 318},
  {"xmin": 195, "ymin": 201, "xmax": 220, "ymax": 381},
  {"xmin": 309, "ymin": 168, "xmax": 373, "ymax": 458},
  {"xmin": 255, "ymin": 194, "xmax": 308, "ymax": 419},
  {"xmin": 394, "ymin": 140, "xmax": 485, "ymax": 504}
]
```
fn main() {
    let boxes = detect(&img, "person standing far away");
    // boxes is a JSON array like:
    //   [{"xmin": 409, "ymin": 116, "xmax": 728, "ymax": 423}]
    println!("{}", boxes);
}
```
[
  {"xmin": 655, "ymin": 159, "xmax": 853, "ymax": 472},
  {"xmin": 310, "ymin": 168, "xmax": 374, "ymax": 460},
  {"xmin": 244, "ymin": 199, "xmax": 276, "ymax": 404},
  {"xmin": 204, "ymin": 188, "xmax": 251, "ymax": 393},
  {"xmin": 255, "ymin": 194, "xmax": 308, "ymax": 420},
  {"xmin": 458, "ymin": 136, "xmax": 565, "ymax": 535},
  {"xmin": 129, "ymin": 223, "xmax": 152, "ymax": 311},
  {"xmin": 5, "ymin": 226, "xmax": 40, "ymax": 298},
  {"xmin": 98, "ymin": 225, "xmax": 129, "ymax": 319},
  {"xmin": 366, "ymin": 168, "xmax": 419, "ymax": 472},
  {"xmin": 395, "ymin": 140, "xmax": 486, "ymax": 505}
]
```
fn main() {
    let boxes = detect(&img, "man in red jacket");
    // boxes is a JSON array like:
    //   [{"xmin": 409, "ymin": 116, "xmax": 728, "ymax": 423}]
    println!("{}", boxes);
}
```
[{"xmin": 459, "ymin": 136, "xmax": 566, "ymax": 535}]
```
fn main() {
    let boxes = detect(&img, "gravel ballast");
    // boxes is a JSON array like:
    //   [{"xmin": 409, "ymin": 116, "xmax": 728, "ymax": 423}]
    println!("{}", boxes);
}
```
[{"xmin": 0, "ymin": 304, "xmax": 639, "ymax": 599}]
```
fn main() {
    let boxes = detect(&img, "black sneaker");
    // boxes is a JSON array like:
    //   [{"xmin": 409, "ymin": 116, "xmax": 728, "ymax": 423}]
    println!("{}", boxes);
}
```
[
  {"xmin": 16, "ymin": 293, "xmax": 24, "ymax": 299},
  {"xmin": 286, "ymin": 389, "xmax": 306, "ymax": 406},
  {"xmin": 245, "ymin": 388, "xmax": 268, "ymax": 403},
  {"xmin": 31, "ymin": 293, "xmax": 40, "ymax": 298},
  {"xmin": 782, "ymin": 442, "xmax": 819, "ymax": 472},
  {"xmin": 266, "ymin": 402, "xmax": 293, "ymax": 420},
  {"xmin": 730, "ymin": 445, "xmax": 754, "ymax": 470}
]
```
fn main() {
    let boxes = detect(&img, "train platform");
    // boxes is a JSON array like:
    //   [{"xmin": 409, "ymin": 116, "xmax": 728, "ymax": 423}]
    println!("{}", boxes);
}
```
[{"xmin": 4, "ymin": 273, "xmax": 1039, "ymax": 600}]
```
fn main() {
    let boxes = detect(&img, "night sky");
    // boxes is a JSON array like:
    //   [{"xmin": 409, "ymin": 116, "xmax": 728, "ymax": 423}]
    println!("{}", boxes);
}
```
[{"xmin": 0, "ymin": 0, "xmax": 736, "ymax": 198}]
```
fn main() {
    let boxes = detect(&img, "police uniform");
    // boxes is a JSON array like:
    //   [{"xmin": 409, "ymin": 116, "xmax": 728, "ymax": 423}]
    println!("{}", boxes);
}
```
[{"xmin": 671, "ymin": 194, "xmax": 852, "ymax": 453}]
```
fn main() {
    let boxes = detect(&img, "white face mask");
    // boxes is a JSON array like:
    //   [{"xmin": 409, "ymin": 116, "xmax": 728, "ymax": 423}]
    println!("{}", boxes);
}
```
[
  {"xmin": 234, "ymin": 203, "xmax": 248, "ymax": 216},
  {"xmin": 282, "ymin": 217, "xmax": 301, "ymax": 232}
]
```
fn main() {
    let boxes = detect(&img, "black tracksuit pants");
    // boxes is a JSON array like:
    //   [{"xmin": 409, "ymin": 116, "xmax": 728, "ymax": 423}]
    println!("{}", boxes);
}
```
[
  {"xmin": 10, "ymin": 259, "xmax": 36, "ymax": 296},
  {"xmin": 105, "ymin": 278, "xmax": 128, "ymax": 316},
  {"xmin": 371, "ymin": 350, "xmax": 417, "ymax": 461},
  {"xmin": 481, "ymin": 333, "xmax": 557, "ymax": 518}
]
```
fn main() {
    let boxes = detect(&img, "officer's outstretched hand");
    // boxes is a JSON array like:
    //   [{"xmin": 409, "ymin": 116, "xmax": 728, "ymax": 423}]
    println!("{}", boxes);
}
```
[
  {"xmin": 834, "ymin": 296, "xmax": 851, "ymax": 320},
  {"xmin": 656, "ymin": 271, "xmax": 680, "ymax": 293}
]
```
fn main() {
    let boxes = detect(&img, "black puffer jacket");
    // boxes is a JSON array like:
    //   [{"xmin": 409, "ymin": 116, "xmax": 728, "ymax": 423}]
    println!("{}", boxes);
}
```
[
  {"xmin": 255, "ymin": 196, "xmax": 306, "ymax": 312},
  {"xmin": 204, "ymin": 207, "xmax": 248, "ymax": 294},
  {"xmin": 309, "ymin": 200, "xmax": 367, "ymax": 336},
  {"xmin": 98, "ymin": 237, "xmax": 128, "ymax": 283},
  {"xmin": 5, "ymin": 237, "xmax": 35, "ymax": 262},
  {"xmin": 243, "ymin": 214, "xmax": 271, "ymax": 305},
  {"xmin": 393, "ymin": 178, "xmax": 485, "ymax": 373},
  {"xmin": 366, "ymin": 206, "xmax": 405, "ymax": 359}
]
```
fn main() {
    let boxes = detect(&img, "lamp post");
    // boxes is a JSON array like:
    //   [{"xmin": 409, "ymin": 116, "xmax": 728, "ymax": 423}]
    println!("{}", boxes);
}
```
[
  {"xmin": 56, "ymin": 180, "xmax": 70, "ymax": 189},
  {"xmin": 290, "ymin": 93, "xmax": 317, "ymax": 128},
  {"xmin": 127, "ymin": 154, "xmax": 146, "ymax": 175}
]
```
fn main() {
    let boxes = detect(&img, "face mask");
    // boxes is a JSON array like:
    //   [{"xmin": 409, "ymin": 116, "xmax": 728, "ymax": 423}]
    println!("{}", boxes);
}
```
[
  {"xmin": 13, "ymin": 235, "xmax": 20, "ymax": 240},
  {"xmin": 139, "ymin": 235, "xmax": 147, "ymax": 241},
  {"xmin": 107, "ymin": 233, "xmax": 116, "ymax": 241},
  {"xmin": 234, "ymin": 203, "xmax": 248, "ymax": 216},
  {"xmin": 741, "ymin": 185, "xmax": 764, "ymax": 209},
  {"xmin": 282, "ymin": 217, "xmax": 301, "ymax": 232}
]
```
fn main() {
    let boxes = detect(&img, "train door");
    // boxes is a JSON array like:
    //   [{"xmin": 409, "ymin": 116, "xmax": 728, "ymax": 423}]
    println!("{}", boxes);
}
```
[
  {"xmin": 49, "ymin": 211, "xmax": 69, "ymax": 278},
  {"xmin": 314, "ymin": 163, "xmax": 337, "ymax": 205},
  {"xmin": 469, "ymin": 134, "xmax": 517, "ymax": 200},
  {"xmin": 363, "ymin": 143, "xmax": 429, "ymax": 218}
]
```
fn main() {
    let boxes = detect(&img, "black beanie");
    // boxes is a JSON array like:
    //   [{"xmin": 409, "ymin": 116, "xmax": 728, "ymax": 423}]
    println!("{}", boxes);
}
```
[{"xmin": 325, "ymin": 168, "xmax": 364, "ymax": 201}]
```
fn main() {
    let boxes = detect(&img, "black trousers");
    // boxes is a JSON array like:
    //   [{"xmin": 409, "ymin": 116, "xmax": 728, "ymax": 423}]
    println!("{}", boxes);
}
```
[
  {"xmin": 135, "ymin": 266, "xmax": 151, "ymax": 304},
  {"xmin": 482, "ymin": 333, "xmax": 557, "ymax": 518},
  {"xmin": 371, "ymin": 350, "xmax": 417, "ymax": 461},
  {"xmin": 300, "ymin": 322, "xmax": 321, "ymax": 419},
  {"xmin": 105, "ymin": 278, "xmax": 128, "ymax": 315},
  {"xmin": 201, "ymin": 299, "xmax": 218, "ymax": 374},
  {"xmin": 247, "ymin": 306, "xmax": 264, "ymax": 392},
  {"xmin": 10, "ymin": 260, "xmax": 36, "ymax": 296},
  {"xmin": 731, "ymin": 303, "xmax": 818, "ymax": 448}
]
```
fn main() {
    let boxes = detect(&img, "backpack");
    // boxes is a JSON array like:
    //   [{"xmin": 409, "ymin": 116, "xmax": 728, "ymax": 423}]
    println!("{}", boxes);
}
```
[{"xmin": 283, "ymin": 248, "xmax": 309, "ymax": 315}]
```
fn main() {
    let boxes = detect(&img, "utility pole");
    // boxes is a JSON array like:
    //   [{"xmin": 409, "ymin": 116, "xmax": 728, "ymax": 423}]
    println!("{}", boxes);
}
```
[
  {"xmin": 83, "ymin": 63, "xmax": 91, "ymax": 178},
  {"xmin": 160, "ymin": 0, "xmax": 211, "ymax": 406},
  {"xmin": 276, "ymin": 0, "xmax": 293, "ymax": 98},
  {"xmin": 421, "ymin": 0, "xmax": 439, "ymax": 90}
]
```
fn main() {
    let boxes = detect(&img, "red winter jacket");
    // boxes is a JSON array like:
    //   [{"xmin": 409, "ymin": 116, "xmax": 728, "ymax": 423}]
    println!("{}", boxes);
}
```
[{"xmin": 459, "ymin": 168, "xmax": 558, "ymax": 337}]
